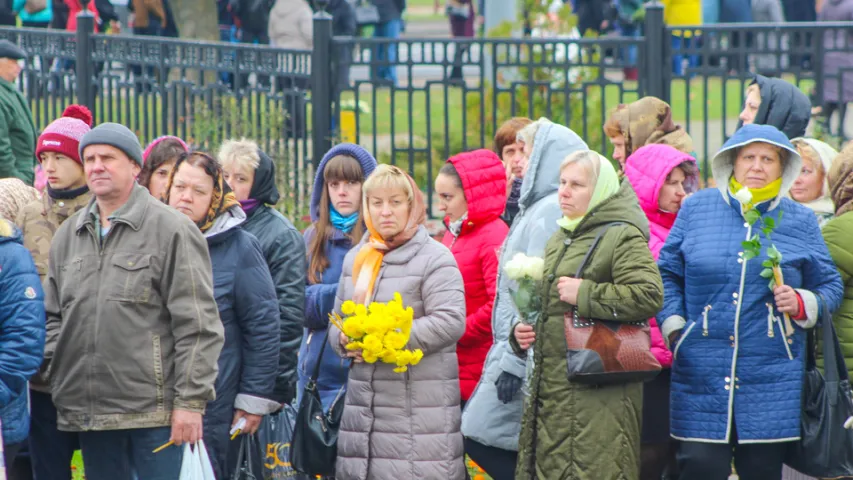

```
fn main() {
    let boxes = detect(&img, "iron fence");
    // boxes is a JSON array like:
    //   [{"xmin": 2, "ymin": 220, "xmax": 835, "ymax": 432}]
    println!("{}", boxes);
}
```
[{"xmin": 0, "ymin": 4, "xmax": 851, "ymax": 219}]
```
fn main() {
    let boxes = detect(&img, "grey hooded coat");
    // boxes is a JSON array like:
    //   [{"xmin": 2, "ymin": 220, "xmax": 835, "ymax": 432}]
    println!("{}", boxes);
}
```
[{"xmin": 460, "ymin": 120, "xmax": 588, "ymax": 451}]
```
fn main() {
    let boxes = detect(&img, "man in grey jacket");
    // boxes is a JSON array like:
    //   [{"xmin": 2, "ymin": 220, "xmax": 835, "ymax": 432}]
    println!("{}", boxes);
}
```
[{"xmin": 43, "ymin": 123, "xmax": 225, "ymax": 479}]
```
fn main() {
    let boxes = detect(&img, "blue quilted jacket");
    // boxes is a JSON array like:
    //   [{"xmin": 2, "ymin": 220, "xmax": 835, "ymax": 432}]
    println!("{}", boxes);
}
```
[
  {"xmin": 0, "ymin": 220, "xmax": 45, "ymax": 446},
  {"xmin": 658, "ymin": 124, "xmax": 844, "ymax": 443}
]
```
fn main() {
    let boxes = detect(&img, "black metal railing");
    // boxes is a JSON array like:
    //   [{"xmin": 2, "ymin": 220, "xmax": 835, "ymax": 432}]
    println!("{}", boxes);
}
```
[{"xmin": 0, "ymin": 3, "xmax": 851, "ymax": 219}]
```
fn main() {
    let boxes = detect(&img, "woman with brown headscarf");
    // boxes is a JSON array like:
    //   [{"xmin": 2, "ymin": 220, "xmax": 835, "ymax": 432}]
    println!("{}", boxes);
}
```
[
  {"xmin": 604, "ymin": 96, "xmax": 694, "ymax": 169},
  {"xmin": 165, "ymin": 152, "xmax": 281, "ymax": 478}
]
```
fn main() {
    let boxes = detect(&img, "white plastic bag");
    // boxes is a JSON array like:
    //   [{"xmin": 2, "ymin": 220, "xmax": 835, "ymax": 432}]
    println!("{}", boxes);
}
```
[{"xmin": 178, "ymin": 441, "xmax": 216, "ymax": 480}]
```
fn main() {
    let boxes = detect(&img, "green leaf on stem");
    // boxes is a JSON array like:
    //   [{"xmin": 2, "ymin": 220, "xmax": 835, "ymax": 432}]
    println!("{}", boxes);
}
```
[
  {"xmin": 745, "ymin": 209, "xmax": 761, "ymax": 226},
  {"xmin": 760, "ymin": 268, "xmax": 774, "ymax": 279}
]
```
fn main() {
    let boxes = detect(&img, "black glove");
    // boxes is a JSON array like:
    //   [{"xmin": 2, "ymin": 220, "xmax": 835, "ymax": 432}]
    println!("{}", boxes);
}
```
[{"xmin": 494, "ymin": 371, "xmax": 523, "ymax": 404}]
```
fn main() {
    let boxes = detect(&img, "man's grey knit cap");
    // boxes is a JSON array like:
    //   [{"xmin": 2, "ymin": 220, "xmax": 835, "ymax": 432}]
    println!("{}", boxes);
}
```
[{"xmin": 79, "ymin": 123, "xmax": 144, "ymax": 167}]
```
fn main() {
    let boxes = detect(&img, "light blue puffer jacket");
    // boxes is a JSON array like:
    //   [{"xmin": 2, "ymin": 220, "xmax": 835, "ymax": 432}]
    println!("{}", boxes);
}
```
[
  {"xmin": 658, "ymin": 124, "xmax": 844, "ymax": 443},
  {"xmin": 461, "ymin": 120, "xmax": 588, "ymax": 451}
]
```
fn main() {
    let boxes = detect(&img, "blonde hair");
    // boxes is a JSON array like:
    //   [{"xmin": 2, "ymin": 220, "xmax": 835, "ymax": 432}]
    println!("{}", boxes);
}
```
[
  {"xmin": 746, "ymin": 83, "xmax": 760, "ymax": 97},
  {"xmin": 560, "ymin": 150, "xmax": 602, "ymax": 186},
  {"xmin": 0, "ymin": 218, "xmax": 11, "ymax": 237},
  {"xmin": 217, "ymin": 138, "xmax": 260, "ymax": 172},
  {"xmin": 793, "ymin": 141, "xmax": 825, "ymax": 175},
  {"xmin": 362, "ymin": 164, "xmax": 414, "ymax": 202},
  {"xmin": 516, "ymin": 118, "xmax": 550, "ymax": 150}
]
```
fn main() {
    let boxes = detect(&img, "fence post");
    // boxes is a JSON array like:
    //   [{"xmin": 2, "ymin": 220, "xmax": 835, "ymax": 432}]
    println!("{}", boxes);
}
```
[
  {"xmin": 75, "ymin": 7, "xmax": 95, "ymax": 113},
  {"xmin": 311, "ymin": 4, "xmax": 333, "ymax": 168},
  {"xmin": 643, "ymin": 2, "xmax": 667, "ymax": 101}
]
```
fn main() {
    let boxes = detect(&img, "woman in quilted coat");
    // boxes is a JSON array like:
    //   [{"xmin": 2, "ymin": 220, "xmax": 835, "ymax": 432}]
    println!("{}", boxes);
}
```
[
  {"xmin": 461, "ymin": 120, "xmax": 588, "ymax": 480},
  {"xmin": 623, "ymin": 144, "xmax": 698, "ymax": 480},
  {"xmin": 436, "ymin": 149, "xmax": 508, "ymax": 404},
  {"xmin": 657, "ymin": 124, "xmax": 844, "ymax": 479},
  {"xmin": 329, "ymin": 164, "xmax": 467, "ymax": 479},
  {"xmin": 512, "ymin": 150, "xmax": 664, "ymax": 479},
  {"xmin": 166, "ymin": 152, "xmax": 281, "ymax": 478}
]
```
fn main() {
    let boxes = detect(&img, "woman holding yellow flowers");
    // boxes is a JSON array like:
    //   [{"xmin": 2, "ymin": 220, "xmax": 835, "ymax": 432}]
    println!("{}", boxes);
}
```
[{"xmin": 328, "ymin": 164, "xmax": 467, "ymax": 479}]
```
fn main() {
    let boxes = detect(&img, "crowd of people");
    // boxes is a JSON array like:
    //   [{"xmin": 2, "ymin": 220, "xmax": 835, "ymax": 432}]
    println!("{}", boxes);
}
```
[{"xmin": 0, "ymin": 70, "xmax": 852, "ymax": 480}]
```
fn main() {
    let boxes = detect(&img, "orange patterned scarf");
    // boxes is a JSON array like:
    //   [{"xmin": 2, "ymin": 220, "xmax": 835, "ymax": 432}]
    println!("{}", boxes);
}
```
[{"xmin": 352, "ymin": 172, "xmax": 426, "ymax": 305}]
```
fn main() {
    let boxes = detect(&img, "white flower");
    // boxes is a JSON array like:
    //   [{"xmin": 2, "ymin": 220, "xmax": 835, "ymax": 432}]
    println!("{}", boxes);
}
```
[
  {"xmin": 504, "ymin": 253, "xmax": 545, "ymax": 281},
  {"xmin": 523, "ymin": 256, "xmax": 545, "ymax": 281},
  {"xmin": 734, "ymin": 187, "xmax": 753, "ymax": 206}
]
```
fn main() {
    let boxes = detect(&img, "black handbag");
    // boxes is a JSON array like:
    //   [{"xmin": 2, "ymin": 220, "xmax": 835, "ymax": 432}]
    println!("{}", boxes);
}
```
[
  {"xmin": 354, "ymin": 0, "xmax": 380, "ymax": 26},
  {"xmin": 232, "ymin": 434, "xmax": 260, "ymax": 480},
  {"xmin": 289, "ymin": 331, "xmax": 345, "ymax": 476},
  {"xmin": 785, "ymin": 294, "xmax": 853, "ymax": 478}
]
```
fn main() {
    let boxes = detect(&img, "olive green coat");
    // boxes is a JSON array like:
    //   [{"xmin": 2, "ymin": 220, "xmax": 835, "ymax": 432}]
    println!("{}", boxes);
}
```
[
  {"xmin": 821, "ymin": 211, "xmax": 853, "ymax": 378},
  {"xmin": 513, "ymin": 181, "xmax": 664, "ymax": 480}
]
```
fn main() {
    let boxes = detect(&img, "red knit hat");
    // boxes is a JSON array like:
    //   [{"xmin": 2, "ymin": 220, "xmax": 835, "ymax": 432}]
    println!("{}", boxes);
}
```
[{"xmin": 36, "ymin": 105, "xmax": 93, "ymax": 165}]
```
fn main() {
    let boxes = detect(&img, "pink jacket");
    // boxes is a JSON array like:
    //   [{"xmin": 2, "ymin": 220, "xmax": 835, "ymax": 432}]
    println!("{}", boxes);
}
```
[{"xmin": 624, "ymin": 144, "xmax": 698, "ymax": 368}]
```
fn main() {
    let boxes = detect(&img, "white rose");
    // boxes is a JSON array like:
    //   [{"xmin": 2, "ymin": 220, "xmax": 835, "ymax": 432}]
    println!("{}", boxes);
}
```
[
  {"xmin": 733, "ymin": 187, "xmax": 753, "ymax": 206},
  {"xmin": 523, "ymin": 256, "xmax": 545, "ymax": 281},
  {"xmin": 504, "ymin": 253, "xmax": 528, "ymax": 280}
]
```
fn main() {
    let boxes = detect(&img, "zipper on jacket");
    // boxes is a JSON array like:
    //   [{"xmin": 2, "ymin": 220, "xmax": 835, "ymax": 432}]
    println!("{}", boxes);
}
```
[
  {"xmin": 766, "ymin": 303, "xmax": 775, "ymax": 338},
  {"xmin": 701, "ymin": 305, "xmax": 712, "ymax": 336},
  {"xmin": 673, "ymin": 321, "xmax": 697, "ymax": 361},
  {"xmin": 776, "ymin": 315, "xmax": 794, "ymax": 360}
]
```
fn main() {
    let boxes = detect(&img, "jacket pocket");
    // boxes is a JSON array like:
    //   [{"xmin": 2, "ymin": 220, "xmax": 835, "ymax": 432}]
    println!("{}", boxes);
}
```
[
  {"xmin": 152, "ymin": 334, "xmax": 165, "ymax": 411},
  {"xmin": 672, "ymin": 321, "xmax": 697, "ymax": 361},
  {"xmin": 109, "ymin": 253, "xmax": 153, "ymax": 303}
]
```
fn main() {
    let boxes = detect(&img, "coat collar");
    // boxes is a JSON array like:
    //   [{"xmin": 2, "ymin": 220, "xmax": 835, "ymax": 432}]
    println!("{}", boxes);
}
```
[{"xmin": 76, "ymin": 183, "xmax": 150, "ymax": 234}]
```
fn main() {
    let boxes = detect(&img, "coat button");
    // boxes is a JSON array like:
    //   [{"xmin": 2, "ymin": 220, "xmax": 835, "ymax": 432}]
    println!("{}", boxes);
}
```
[
  {"xmin": 743, "ymin": 222, "xmax": 749, "ymax": 227},
  {"xmin": 738, "ymin": 252, "xmax": 743, "ymax": 257},
  {"xmin": 564, "ymin": 239, "xmax": 572, "ymax": 246},
  {"xmin": 731, "ymin": 343, "xmax": 735, "ymax": 348},
  {"xmin": 725, "ymin": 385, "xmax": 731, "ymax": 390},
  {"xmin": 732, "ymin": 293, "xmax": 738, "ymax": 298},
  {"xmin": 467, "ymin": 221, "xmax": 474, "ymax": 226},
  {"xmin": 725, "ymin": 377, "xmax": 731, "ymax": 383},
  {"xmin": 58, "ymin": 201, "xmax": 65, "ymax": 207},
  {"xmin": 729, "ymin": 335, "xmax": 735, "ymax": 341},
  {"xmin": 788, "ymin": 339, "xmax": 793, "ymax": 344},
  {"xmin": 732, "ymin": 300, "xmax": 738, "ymax": 305},
  {"xmin": 547, "ymin": 274, "xmax": 555, "ymax": 282},
  {"xmin": 737, "ymin": 258, "xmax": 743, "ymax": 264}
]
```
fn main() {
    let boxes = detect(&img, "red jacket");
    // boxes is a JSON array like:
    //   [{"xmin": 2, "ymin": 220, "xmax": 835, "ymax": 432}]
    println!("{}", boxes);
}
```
[
  {"xmin": 64, "ymin": 0, "xmax": 100, "ymax": 32},
  {"xmin": 441, "ymin": 149, "xmax": 508, "ymax": 401}
]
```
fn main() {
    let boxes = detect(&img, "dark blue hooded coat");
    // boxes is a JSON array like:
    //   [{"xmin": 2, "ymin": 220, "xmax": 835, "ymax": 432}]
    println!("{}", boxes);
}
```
[
  {"xmin": 297, "ymin": 144, "xmax": 377, "ymax": 411},
  {"xmin": 199, "ymin": 206, "xmax": 280, "ymax": 478}
]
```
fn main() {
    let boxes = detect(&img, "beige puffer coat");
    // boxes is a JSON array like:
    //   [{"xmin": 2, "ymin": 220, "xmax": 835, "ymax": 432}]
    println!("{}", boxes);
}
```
[{"xmin": 329, "ymin": 226, "xmax": 467, "ymax": 480}]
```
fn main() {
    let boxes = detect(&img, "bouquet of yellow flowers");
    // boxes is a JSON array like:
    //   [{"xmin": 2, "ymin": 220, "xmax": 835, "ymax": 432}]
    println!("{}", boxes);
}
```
[{"xmin": 329, "ymin": 293, "xmax": 424, "ymax": 373}]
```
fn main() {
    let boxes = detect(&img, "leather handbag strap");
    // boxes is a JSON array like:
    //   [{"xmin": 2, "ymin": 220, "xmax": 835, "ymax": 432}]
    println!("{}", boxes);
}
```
[
  {"xmin": 310, "ymin": 330, "xmax": 330, "ymax": 384},
  {"xmin": 816, "ymin": 293, "xmax": 849, "ymax": 384},
  {"xmin": 573, "ymin": 222, "xmax": 624, "ymax": 279}
]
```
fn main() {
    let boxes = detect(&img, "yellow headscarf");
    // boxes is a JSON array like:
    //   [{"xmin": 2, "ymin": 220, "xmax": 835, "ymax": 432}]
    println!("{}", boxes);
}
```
[
  {"xmin": 556, "ymin": 153, "xmax": 621, "ymax": 231},
  {"xmin": 729, "ymin": 176, "xmax": 782, "ymax": 213}
]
